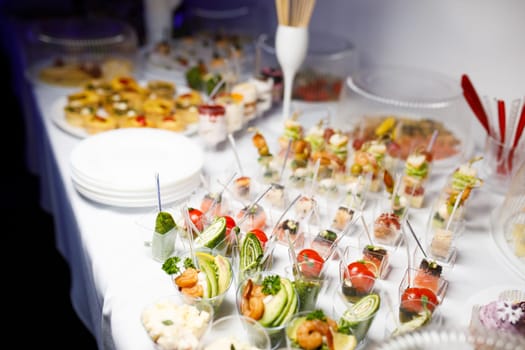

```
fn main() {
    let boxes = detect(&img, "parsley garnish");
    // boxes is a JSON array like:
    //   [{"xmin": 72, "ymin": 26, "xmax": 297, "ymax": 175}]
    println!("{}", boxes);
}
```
[
  {"xmin": 162, "ymin": 256, "xmax": 181, "ymax": 275},
  {"xmin": 183, "ymin": 257, "xmax": 196, "ymax": 269},
  {"xmin": 162, "ymin": 320, "xmax": 174, "ymax": 326},
  {"xmin": 306, "ymin": 309, "xmax": 326, "ymax": 321},
  {"xmin": 421, "ymin": 295, "xmax": 429, "ymax": 311},
  {"xmin": 262, "ymin": 275, "xmax": 281, "ymax": 295},
  {"xmin": 337, "ymin": 318, "xmax": 352, "ymax": 335}
]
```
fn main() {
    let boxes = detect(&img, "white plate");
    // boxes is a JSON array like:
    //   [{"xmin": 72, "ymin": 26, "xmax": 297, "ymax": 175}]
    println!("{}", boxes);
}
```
[
  {"xmin": 71, "ymin": 164, "xmax": 199, "ymax": 194},
  {"xmin": 70, "ymin": 128, "xmax": 204, "ymax": 192},
  {"xmin": 71, "ymin": 174, "xmax": 199, "ymax": 198},
  {"xmin": 74, "ymin": 182, "xmax": 196, "ymax": 208},
  {"xmin": 72, "ymin": 174, "xmax": 200, "ymax": 200},
  {"xmin": 489, "ymin": 211, "xmax": 525, "ymax": 280},
  {"xmin": 25, "ymin": 59, "xmax": 83, "ymax": 91},
  {"xmin": 50, "ymin": 96, "xmax": 198, "ymax": 139}
]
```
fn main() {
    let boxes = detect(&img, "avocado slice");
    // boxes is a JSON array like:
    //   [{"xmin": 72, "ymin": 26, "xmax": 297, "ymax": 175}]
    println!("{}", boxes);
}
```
[
  {"xmin": 285, "ymin": 316, "xmax": 307, "ymax": 343},
  {"xmin": 196, "ymin": 251, "xmax": 215, "ymax": 264},
  {"xmin": 271, "ymin": 277, "xmax": 297, "ymax": 327},
  {"xmin": 259, "ymin": 278, "xmax": 289, "ymax": 327},
  {"xmin": 214, "ymin": 255, "xmax": 232, "ymax": 295},
  {"xmin": 196, "ymin": 253, "xmax": 218, "ymax": 298}
]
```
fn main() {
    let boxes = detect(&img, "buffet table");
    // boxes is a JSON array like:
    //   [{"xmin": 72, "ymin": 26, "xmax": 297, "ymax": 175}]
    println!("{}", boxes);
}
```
[
  {"xmin": 26, "ymin": 73, "xmax": 525, "ymax": 350},
  {"xmin": 1, "ymin": 8, "xmax": 516, "ymax": 346}
]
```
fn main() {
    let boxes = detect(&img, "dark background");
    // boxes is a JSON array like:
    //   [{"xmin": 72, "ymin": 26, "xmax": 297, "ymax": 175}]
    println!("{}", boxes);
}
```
[
  {"xmin": 0, "ymin": 0, "xmax": 265, "ymax": 348},
  {"xmin": 0, "ymin": 1, "xmax": 100, "ymax": 346},
  {"xmin": 0, "ymin": 40, "xmax": 99, "ymax": 350},
  {"xmin": 0, "ymin": 1, "xmax": 151, "ymax": 348}
]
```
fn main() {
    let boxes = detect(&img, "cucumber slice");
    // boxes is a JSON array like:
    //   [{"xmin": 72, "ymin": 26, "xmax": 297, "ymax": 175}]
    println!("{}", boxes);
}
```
[
  {"xmin": 194, "ymin": 216, "xmax": 226, "ymax": 249},
  {"xmin": 340, "ymin": 293, "xmax": 380, "ymax": 341},
  {"xmin": 240, "ymin": 232, "xmax": 264, "ymax": 275}
]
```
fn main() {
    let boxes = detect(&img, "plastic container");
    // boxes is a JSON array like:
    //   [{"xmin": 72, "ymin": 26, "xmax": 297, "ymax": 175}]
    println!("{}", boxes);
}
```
[
  {"xmin": 141, "ymin": 294, "xmax": 214, "ymax": 350},
  {"xmin": 336, "ymin": 65, "xmax": 474, "ymax": 171},
  {"xmin": 185, "ymin": 3, "xmax": 262, "ymax": 40},
  {"xmin": 256, "ymin": 31, "xmax": 358, "ymax": 102},
  {"xmin": 142, "ymin": 3, "xmax": 259, "ymax": 84},
  {"xmin": 200, "ymin": 315, "xmax": 271, "ymax": 350},
  {"xmin": 24, "ymin": 17, "xmax": 139, "ymax": 88}
]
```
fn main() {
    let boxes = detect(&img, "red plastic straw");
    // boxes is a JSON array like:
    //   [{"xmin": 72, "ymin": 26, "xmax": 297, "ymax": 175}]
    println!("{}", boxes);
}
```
[
  {"xmin": 498, "ymin": 100, "xmax": 506, "ymax": 143},
  {"xmin": 496, "ymin": 100, "xmax": 506, "ymax": 174},
  {"xmin": 461, "ymin": 74, "xmax": 491, "ymax": 136}
]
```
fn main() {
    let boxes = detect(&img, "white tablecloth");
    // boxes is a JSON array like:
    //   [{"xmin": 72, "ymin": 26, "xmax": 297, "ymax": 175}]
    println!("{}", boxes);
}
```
[{"xmin": 27, "ymin": 80, "xmax": 523, "ymax": 350}]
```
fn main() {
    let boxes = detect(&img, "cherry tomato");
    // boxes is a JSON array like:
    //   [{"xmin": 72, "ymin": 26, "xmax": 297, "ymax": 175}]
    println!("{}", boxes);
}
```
[
  {"xmin": 352, "ymin": 138, "xmax": 364, "ymax": 151},
  {"xmin": 422, "ymin": 150, "xmax": 433, "ymax": 162},
  {"xmin": 136, "ymin": 115, "xmax": 147, "ymax": 126},
  {"xmin": 188, "ymin": 207, "xmax": 204, "ymax": 231},
  {"xmin": 297, "ymin": 248, "xmax": 325, "ymax": 277},
  {"xmin": 386, "ymin": 140, "xmax": 402, "ymax": 158},
  {"xmin": 323, "ymin": 128, "xmax": 335, "ymax": 143},
  {"xmin": 248, "ymin": 228, "xmax": 268, "ymax": 248},
  {"xmin": 346, "ymin": 261, "xmax": 376, "ymax": 293},
  {"xmin": 223, "ymin": 215, "xmax": 236, "ymax": 238},
  {"xmin": 401, "ymin": 287, "xmax": 438, "ymax": 313}
]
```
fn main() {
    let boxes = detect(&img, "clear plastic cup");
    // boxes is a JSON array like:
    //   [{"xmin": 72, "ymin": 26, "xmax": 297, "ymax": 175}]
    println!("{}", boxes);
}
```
[
  {"xmin": 235, "ymin": 272, "xmax": 299, "ymax": 350},
  {"xmin": 200, "ymin": 314, "xmax": 271, "ymax": 350}
]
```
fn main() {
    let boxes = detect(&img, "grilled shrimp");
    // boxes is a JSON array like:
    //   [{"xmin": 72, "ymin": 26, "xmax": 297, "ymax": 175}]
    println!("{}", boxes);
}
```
[
  {"xmin": 296, "ymin": 318, "xmax": 335, "ymax": 350},
  {"xmin": 174, "ymin": 268, "xmax": 199, "ymax": 288}
]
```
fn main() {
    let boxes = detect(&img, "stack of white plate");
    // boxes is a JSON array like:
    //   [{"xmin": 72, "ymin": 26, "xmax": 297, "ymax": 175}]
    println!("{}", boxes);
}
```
[{"xmin": 70, "ymin": 128, "xmax": 204, "ymax": 207}]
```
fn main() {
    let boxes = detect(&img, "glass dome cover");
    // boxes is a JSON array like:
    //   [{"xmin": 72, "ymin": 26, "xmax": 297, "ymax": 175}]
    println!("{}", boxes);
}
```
[
  {"xmin": 28, "ymin": 17, "xmax": 137, "ymax": 49},
  {"xmin": 348, "ymin": 65, "xmax": 462, "ymax": 109}
]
